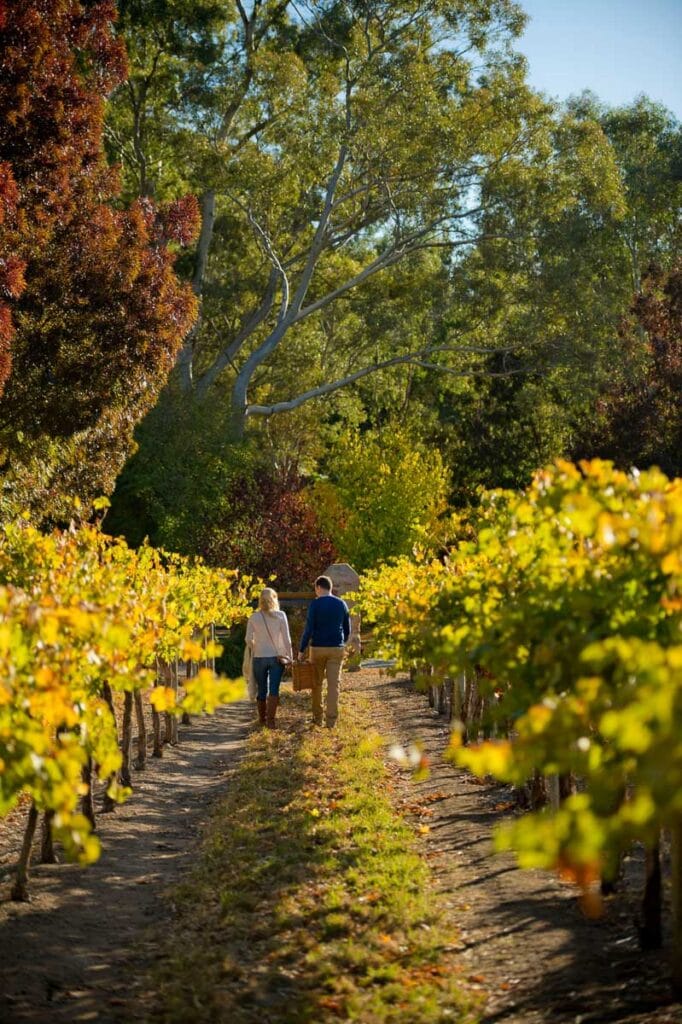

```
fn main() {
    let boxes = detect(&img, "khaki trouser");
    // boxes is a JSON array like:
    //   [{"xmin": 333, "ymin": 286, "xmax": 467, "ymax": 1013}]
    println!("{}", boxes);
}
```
[{"xmin": 310, "ymin": 646, "xmax": 344, "ymax": 727}]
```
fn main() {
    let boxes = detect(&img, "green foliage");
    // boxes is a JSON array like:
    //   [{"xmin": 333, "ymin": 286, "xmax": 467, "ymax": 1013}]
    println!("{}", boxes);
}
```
[
  {"xmin": 107, "ymin": 389, "xmax": 260, "ymax": 551},
  {"xmin": 107, "ymin": 387, "xmax": 336, "ymax": 586},
  {"xmin": 313, "ymin": 424, "xmax": 450, "ymax": 573},
  {"xmin": 570, "ymin": 94, "xmax": 682, "ymax": 289},
  {"xmin": 435, "ymin": 370, "xmax": 572, "ymax": 503},
  {"xmin": 428, "ymin": 97, "xmax": 682, "ymax": 503}
]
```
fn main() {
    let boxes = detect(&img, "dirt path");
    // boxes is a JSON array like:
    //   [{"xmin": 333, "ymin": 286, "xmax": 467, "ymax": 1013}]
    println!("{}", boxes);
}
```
[
  {"xmin": 363, "ymin": 671, "xmax": 682, "ymax": 1024},
  {"xmin": 3, "ymin": 672, "xmax": 682, "ymax": 1024},
  {"xmin": 0, "ymin": 700, "xmax": 253, "ymax": 1024}
]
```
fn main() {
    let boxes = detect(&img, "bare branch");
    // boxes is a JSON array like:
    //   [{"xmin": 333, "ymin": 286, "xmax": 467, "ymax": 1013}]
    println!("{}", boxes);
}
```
[
  {"xmin": 195, "ymin": 138, "xmax": 350, "ymax": 401},
  {"xmin": 245, "ymin": 344, "xmax": 531, "ymax": 418},
  {"xmin": 235, "ymin": 1, "xmax": 251, "ymax": 36},
  {"xmin": 177, "ymin": 191, "xmax": 219, "ymax": 391},
  {"xmin": 194, "ymin": 269, "xmax": 279, "ymax": 399},
  {"xmin": 292, "ymin": 227, "xmax": 480, "ymax": 324},
  {"xmin": 227, "ymin": 192, "xmax": 290, "ymax": 320},
  {"xmin": 290, "ymin": 0, "xmax": 350, "ymax": 58},
  {"xmin": 287, "ymin": 144, "xmax": 349, "ymax": 316},
  {"xmin": 412, "ymin": 362, "xmax": 535, "ymax": 377}
]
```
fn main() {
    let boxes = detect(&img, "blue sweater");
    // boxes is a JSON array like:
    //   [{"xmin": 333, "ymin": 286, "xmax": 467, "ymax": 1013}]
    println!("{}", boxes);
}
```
[{"xmin": 300, "ymin": 594, "xmax": 351, "ymax": 650}]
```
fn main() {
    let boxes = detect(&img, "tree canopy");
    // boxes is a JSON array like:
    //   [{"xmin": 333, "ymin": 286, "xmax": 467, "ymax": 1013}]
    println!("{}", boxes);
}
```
[
  {"xmin": 109, "ymin": 0, "xmax": 623, "ymax": 439},
  {"xmin": 5, "ymin": 1, "xmax": 676, "ymax": 575},
  {"xmin": 574, "ymin": 262, "xmax": 682, "ymax": 478},
  {"xmin": 101, "ymin": 3, "xmax": 682, "ymax": 569}
]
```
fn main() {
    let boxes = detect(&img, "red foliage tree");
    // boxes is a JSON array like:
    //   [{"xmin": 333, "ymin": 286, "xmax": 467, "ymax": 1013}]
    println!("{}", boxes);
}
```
[
  {"xmin": 0, "ymin": 159, "xmax": 23, "ymax": 390},
  {"xmin": 0, "ymin": 0, "xmax": 198, "ymax": 519},
  {"xmin": 203, "ymin": 469, "xmax": 338, "ymax": 591},
  {"xmin": 574, "ymin": 263, "xmax": 682, "ymax": 477}
]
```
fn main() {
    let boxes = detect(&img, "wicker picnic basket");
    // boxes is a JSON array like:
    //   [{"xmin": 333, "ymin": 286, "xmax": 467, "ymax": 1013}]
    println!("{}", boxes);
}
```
[{"xmin": 292, "ymin": 661, "xmax": 317, "ymax": 691}]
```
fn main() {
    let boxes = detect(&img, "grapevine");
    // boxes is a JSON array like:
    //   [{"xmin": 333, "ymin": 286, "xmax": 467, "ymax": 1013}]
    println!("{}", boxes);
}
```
[
  {"xmin": 0, "ymin": 511, "xmax": 257, "ymax": 893},
  {"xmin": 356, "ymin": 460, "xmax": 682, "ymax": 984}
]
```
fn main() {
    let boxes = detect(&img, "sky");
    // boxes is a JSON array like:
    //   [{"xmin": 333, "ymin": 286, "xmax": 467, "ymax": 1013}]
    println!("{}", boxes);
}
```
[{"xmin": 517, "ymin": 0, "xmax": 682, "ymax": 119}]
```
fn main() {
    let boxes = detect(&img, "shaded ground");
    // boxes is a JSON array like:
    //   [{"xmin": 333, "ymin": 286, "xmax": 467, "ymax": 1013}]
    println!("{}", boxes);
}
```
[
  {"xmin": 362, "ymin": 671, "xmax": 682, "ymax": 1024},
  {"xmin": 0, "ymin": 700, "xmax": 253, "ymax": 1023},
  {"xmin": 1, "ymin": 670, "xmax": 681, "ymax": 1023}
]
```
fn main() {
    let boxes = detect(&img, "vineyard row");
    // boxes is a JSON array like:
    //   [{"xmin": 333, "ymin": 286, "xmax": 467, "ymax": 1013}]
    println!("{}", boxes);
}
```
[
  {"xmin": 0, "ymin": 512, "xmax": 258, "ymax": 897},
  {"xmin": 355, "ymin": 459, "xmax": 682, "ymax": 991}
]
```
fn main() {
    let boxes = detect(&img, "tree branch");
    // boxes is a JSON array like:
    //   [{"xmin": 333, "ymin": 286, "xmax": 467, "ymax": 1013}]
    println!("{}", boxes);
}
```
[
  {"xmin": 292, "ymin": 227, "xmax": 479, "ymax": 324},
  {"xmin": 178, "ymin": 190, "xmax": 217, "ymax": 391},
  {"xmin": 244, "ymin": 344, "xmax": 530, "ymax": 418},
  {"xmin": 194, "ymin": 268, "xmax": 279, "ymax": 399}
]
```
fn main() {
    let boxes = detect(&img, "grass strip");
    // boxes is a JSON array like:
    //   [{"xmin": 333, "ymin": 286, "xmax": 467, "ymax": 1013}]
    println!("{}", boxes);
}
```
[{"xmin": 143, "ymin": 687, "xmax": 478, "ymax": 1023}]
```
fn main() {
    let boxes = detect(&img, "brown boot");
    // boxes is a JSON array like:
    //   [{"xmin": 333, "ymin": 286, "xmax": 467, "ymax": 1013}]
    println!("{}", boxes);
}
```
[
  {"xmin": 266, "ymin": 695, "xmax": 280, "ymax": 729},
  {"xmin": 256, "ymin": 699, "xmax": 266, "ymax": 725}
]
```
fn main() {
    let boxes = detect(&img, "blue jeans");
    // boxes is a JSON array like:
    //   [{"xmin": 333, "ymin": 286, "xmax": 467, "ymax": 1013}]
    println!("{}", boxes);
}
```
[{"xmin": 253, "ymin": 656, "xmax": 284, "ymax": 699}]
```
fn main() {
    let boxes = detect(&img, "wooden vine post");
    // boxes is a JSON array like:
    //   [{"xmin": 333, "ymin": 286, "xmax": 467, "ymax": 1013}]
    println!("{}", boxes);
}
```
[
  {"xmin": 101, "ymin": 681, "xmax": 118, "ymax": 812},
  {"xmin": 170, "ymin": 658, "xmax": 179, "ymax": 744},
  {"xmin": 152, "ymin": 658, "xmax": 165, "ymax": 758},
  {"xmin": 134, "ymin": 690, "xmax": 147, "ymax": 769},
  {"xmin": 11, "ymin": 803, "xmax": 39, "ymax": 902},
  {"xmin": 672, "ymin": 820, "xmax": 682, "ymax": 995},
  {"xmin": 120, "ymin": 691, "xmax": 134, "ymax": 788}
]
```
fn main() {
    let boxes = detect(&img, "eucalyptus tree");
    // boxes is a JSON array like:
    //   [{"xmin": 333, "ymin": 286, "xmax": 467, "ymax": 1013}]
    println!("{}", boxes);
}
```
[
  {"xmin": 569, "ymin": 94, "xmax": 682, "ymax": 292},
  {"xmin": 408, "ymin": 94, "xmax": 682, "ymax": 502},
  {"xmin": 108, "ymin": 0, "xmax": 625, "ymax": 442}
]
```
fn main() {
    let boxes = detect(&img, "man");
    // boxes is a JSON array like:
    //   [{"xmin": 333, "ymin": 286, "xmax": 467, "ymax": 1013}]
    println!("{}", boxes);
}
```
[{"xmin": 299, "ymin": 575, "xmax": 351, "ymax": 728}]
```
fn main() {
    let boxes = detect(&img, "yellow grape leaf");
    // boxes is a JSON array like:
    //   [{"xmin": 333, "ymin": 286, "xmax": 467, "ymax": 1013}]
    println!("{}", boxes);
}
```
[
  {"xmin": 181, "ymin": 639, "xmax": 204, "ymax": 662},
  {"xmin": 106, "ymin": 781, "xmax": 132, "ymax": 805},
  {"xmin": 661, "ymin": 551, "xmax": 682, "ymax": 575},
  {"xmin": 459, "ymin": 739, "xmax": 514, "ymax": 778},
  {"xmin": 150, "ymin": 686, "xmax": 176, "ymax": 712},
  {"xmin": 40, "ymin": 615, "xmax": 61, "ymax": 646},
  {"xmin": 35, "ymin": 666, "xmax": 55, "ymax": 687},
  {"xmin": 79, "ymin": 832, "xmax": 101, "ymax": 865}
]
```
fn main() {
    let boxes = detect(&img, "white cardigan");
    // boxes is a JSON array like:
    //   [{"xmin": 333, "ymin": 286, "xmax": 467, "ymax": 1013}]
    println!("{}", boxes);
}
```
[{"xmin": 245, "ymin": 610, "xmax": 293, "ymax": 659}]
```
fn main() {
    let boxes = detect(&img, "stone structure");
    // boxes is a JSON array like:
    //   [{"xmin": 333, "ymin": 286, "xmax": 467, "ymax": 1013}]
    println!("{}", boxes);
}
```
[{"xmin": 324, "ymin": 563, "xmax": 361, "ymax": 652}]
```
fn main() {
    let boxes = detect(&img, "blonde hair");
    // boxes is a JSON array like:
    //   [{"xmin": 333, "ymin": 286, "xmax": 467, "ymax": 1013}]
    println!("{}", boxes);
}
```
[{"xmin": 258, "ymin": 587, "xmax": 279, "ymax": 613}]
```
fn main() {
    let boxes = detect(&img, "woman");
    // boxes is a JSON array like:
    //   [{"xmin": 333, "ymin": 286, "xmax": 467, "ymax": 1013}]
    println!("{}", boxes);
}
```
[{"xmin": 245, "ymin": 588, "xmax": 293, "ymax": 728}]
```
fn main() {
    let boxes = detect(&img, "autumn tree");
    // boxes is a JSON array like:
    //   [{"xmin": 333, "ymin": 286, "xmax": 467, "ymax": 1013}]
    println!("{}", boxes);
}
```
[
  {"xmin": 104, "ymin": 393, "xmax": 337, "ymax": 586},
  {"xmin": 0, "ymin": 0, "xmax": 198, "ymax": 522},
  {"xmin": 312, "ymin": 423, "xmax": 450, "ymax": 571},
  {"xmin": 573, "ymin": 263, "xmax": 682, "ymax": 476}
]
